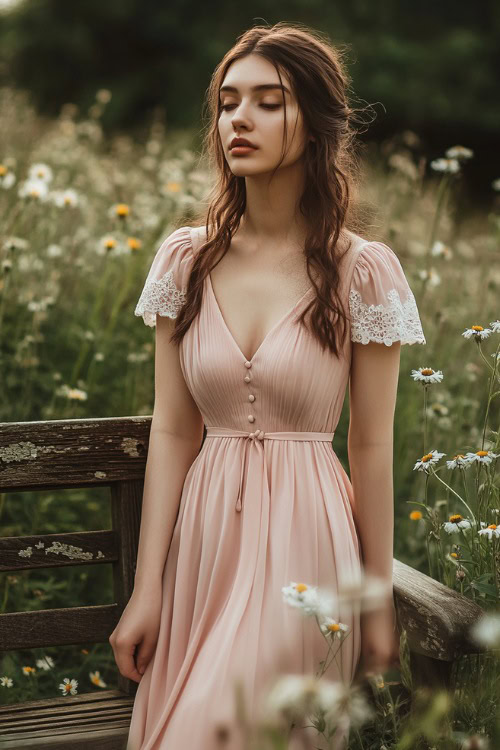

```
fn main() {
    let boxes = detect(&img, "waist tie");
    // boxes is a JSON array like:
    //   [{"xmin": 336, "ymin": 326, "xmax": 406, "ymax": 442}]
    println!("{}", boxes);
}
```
[{"xmin": 205, "ymin": 427, "xmax": 335, "ymax": 513}]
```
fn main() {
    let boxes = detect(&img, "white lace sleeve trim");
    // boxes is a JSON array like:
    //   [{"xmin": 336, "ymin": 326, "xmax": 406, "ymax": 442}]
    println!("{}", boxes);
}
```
[
  {"xmin": 134, "ymin": 269, "xmax": 187, "ymax": 327},
  {"xmin": 349, "ymin": 287, "xmax": 426, "ymax": 346}
]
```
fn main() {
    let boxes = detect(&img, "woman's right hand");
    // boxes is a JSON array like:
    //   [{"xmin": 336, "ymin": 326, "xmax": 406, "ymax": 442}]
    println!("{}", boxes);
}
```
[{"xmin": 109, "ymin": 585, "xmax": 163, "ymax": 683}]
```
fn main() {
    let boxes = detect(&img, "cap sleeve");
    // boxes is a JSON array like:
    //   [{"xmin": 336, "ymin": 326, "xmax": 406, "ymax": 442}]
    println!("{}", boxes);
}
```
[
  {"xmin": 349, "ymin": 241, "xmax": 426, "ymax": 346},
  {"xmin": 134, "ymin": 225, "xmax": 193, "ymax": 327}
]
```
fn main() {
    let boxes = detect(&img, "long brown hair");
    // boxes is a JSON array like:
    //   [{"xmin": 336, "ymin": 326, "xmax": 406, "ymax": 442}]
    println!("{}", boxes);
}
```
[{"xmin": 171, "ymin": 21, "xmax": 374, "ymax": 359}]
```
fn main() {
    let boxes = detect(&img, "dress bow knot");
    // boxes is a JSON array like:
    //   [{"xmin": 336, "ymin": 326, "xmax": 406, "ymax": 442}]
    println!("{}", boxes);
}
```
[{"xmin": 204, "ymin": 427, "xmax": 335, "ymax": 514}]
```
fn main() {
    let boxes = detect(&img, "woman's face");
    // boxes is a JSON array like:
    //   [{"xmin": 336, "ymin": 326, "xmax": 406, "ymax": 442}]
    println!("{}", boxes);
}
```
[{"xmin": 218, "ymin": 53, "xmax": 310, "ymax": 177}]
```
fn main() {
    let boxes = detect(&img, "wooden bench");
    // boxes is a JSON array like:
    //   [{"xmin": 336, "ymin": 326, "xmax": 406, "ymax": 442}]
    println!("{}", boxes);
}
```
[{"xmin": 0, "ymin": 417, "xmax": 486, "ymax": 748}]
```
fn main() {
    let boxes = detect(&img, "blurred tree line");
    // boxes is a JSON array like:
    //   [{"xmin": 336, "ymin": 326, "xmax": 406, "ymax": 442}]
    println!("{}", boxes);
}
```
[{"xmin": 0, "ymin": 0, "xmax": 498, "ymax": 196}]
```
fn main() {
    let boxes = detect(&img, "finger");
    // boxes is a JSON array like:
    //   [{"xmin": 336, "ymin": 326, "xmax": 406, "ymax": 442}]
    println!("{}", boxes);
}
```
[
  {"xmin": 135, "ymin": 640, "xmax": 156, "ymax": 675},
  {"xmin": 112, "ymin": 641, "xmax": 143, "ymax": 683}
]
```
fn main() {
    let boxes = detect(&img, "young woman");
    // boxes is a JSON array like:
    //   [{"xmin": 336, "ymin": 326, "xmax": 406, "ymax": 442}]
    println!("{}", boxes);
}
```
[{"xmin": 111, "ymin": 22, "xmax": 426, "ymax": 750}]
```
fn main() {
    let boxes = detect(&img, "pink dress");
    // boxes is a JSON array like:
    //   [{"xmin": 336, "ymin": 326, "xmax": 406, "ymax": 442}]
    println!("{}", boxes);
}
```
[{"xmin": 126, "ymin": 225, "xmax": 426, "ymax": 750}]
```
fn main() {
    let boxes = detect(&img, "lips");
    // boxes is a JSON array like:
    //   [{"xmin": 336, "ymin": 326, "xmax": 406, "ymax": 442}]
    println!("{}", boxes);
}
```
[{"xmin": 230, "ymin": 137, "xmax": 257, "ymax": 149}]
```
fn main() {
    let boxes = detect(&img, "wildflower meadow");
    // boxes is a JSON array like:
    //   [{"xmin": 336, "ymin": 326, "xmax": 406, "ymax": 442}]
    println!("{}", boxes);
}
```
[{"xmin": 1, "ymin": 84, "xmax": 499, "ymax": 748}]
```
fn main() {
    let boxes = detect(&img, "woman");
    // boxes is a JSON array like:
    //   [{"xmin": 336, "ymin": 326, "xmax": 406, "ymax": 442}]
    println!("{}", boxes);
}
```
[{"xmin": 111, "ymin": 22, "xmax": 426, "ymax": 750}]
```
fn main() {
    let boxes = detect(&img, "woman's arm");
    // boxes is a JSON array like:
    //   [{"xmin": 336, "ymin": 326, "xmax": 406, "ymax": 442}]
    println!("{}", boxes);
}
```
[
  {"xmin": 348, "ymin": 339, "xmax": 402, "ymax": 676},
  {"xmin": 348, "ymin": 339, "xmax": 401, "ymax": 586},
  {"xmin": 133, "ymin": 314, "xmax": 205, "ymax": 593}
]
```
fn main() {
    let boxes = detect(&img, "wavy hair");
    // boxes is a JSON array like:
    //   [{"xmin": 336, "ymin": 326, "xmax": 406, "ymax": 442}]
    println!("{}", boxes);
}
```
[{"xmin": 171, "ymin": 21, "xmax": 374, "ymax": 359}]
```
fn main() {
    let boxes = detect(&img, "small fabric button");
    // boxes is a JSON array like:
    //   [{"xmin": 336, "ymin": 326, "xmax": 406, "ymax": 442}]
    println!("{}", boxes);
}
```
[
  {"xmin": 244, "ymin": 361, "xmax": 252, "ymax": 368},
  {"xmin": 248, "ymin": 415, "xmax": 255, "ymax": 423},
  {"xmin": 244, "ymin": 375, "xmax": 251, "ymax": 383},
  {"xmin": 248, "ymin": 394, "xmax": 255, "ymax": 402}
]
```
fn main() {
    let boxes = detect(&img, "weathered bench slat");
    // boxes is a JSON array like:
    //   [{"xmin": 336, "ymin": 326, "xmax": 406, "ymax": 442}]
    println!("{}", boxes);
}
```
[
  {"xmin": 0, "ymin": 691, "xmax": 134, "ymax": 749},
  {"xmin": 0, "ymin": 604, "xmax": 120, "ymax": 650},
  {"xmin": 2, "ymin": 707, "xmax": 133, "ymax": 731},
  {"xmin": 0, "ymin": 530, "xmax": 118, "ymax": 571},
  {"xmin": 0, "ymin": 725, "xmax": 131, "ymax": 749},
  {"xmin": 3, "ymin": 706, "xmax": 134, "ymax": 729},
  {"xmin": 0, "ymin": 689, "xmax": 131, "ymax": 716},
  {"xmin": 0, "ymin": 416, "xmax": 151, "ymax": 490},
  {"xmin": 393, "ymin": 558, "xmax": 485, "ymax": 662}
]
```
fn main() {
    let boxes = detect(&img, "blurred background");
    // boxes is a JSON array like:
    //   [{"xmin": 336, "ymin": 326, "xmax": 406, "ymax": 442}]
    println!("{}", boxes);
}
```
[
  {"xmin": 0, "ymin": 4, "xmax": 499, "ymax": 743},
  {"xmin": 0, "ymin": 0, "xmax": 499, "ymax": 198}
]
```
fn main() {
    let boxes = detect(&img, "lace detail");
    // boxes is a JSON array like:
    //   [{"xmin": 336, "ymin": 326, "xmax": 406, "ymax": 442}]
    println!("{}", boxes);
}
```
[
  {"xmin": 134, "ymin": 269, "xmax": 187, "ymax": 327},
  {"xmin": 349, "ymin": 287, "xmax": 426, "ymax": 346}
]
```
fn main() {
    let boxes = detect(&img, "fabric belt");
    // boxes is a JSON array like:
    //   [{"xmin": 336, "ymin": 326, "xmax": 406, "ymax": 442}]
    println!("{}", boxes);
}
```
[{"xmin": 205, "ymin": 427, "xmax": 335, "ymax": 513}]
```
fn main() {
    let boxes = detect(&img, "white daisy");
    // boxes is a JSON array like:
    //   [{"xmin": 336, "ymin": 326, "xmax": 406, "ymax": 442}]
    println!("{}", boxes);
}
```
[
  {"xmin": 469, "ymin": 612, "xmax": 500, "ymax": 649},
  {"xmin": 36, "ymin": 655, "xmax": 55, "ymax": 670},
  {"xmin": 462, "ymin": 325, "xmax": 493, "ymax": 340},
  {"xmin": 0, "ymin": 677, "xmax": 13, "ymax": 687},
  {"xmin": 445, "ymin": 145, "xmax": 473, "ymax": 160},
  {"xmin": 281, "ymin": 582, "xmax": 335, "ymax": 617},
  {"xmin": 319, "ymin": 617, "xmax": 349, "ymax": 639},
  {"xmin": 56, "ymin": 384, "xmax": 88, "ymax": 401},
  {"xmin": 50, "ymin": 188, "xmax": 79, "ymax": 208},
  {"xmin": 323, "ymin": 681, "xmax": 375, "ymax": 729},
  {"xmin": 413, "ymin": 450, "xmax": 446, "ymax": 473},
  {"xmin": 89, "ymin": 670, "xmax": 107, "ymax": 688},
  {"xmin": 28, "ymin": 162, "xmax": 54, "ymax": 182},
  {"xmin": 478, "ymin": 524, "xmax": 500, "ymax": 540},
  {"xmin": 47, "ymin": 244, "xmax": 63, "ymax": 258},
  {"xmin": 263, "ymin": 673, "xmax": 320, "ymax": 720},
  {"xmin": 446, "ymin": 454, "xmax": 471, "ymax": 470},
  {"xmin": 430, "ymin": 241, "xmax": 453, "ymax": 259},
  {"xmin": 464, "ymin": 450, "xmax": 499, "ymax": 466},
  {"xmin": 417, "ymin": 268, "xmax": 441, "ymax": 286},
  {"xmin": 489, "ymin": 320, "xmax": 500, "ymax": 332},
  {"xmin": 2, "ymin": 236, "xmax": 29, "ymax": 252},
  {"xmin": 282, "ymin": 582, "xmax": 319, "ymax": 615},
  {"xmin": 0, "ymin": 171, "xmax": 16, "ymax": 189},
  {"xmin": 411, "ymin": 367, "xmax": 444, "ymax": 384},
  {"xmin": 442, "ymin": 514, "xmax": 472, "ymax": 534},
  {"xmin": 315, "ymin": 679, "xmax": 346, "ymax": 722},
  {"xmin": 58, "ymin": 677, "xmax": 78, "ymax": 696},
  {"xmin": 430, "ymin": 157, "xmax": 460, "ymax": 174},
  {"xmin": 262, "ymin": 674, "xmax": 373, "ymax": 731},
  {"xmin": 18, "ymin": 177, "xmax": 49, "ymax": 201}
]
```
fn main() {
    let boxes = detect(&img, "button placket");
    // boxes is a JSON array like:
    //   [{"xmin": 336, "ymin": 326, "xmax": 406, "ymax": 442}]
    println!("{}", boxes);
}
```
[
  {"xmin": 240, "ymin": 359, "xmax": 261, "ymax": 510},
  {"xmin": 243, "ymin": 361, "xmax": 256, "ymax": 425}
]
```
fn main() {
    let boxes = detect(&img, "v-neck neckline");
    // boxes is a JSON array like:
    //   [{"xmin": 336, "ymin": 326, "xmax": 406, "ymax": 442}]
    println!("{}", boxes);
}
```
[{"xmin": 206, "ymin": 271, "xmax": 314, "ymax": 363}]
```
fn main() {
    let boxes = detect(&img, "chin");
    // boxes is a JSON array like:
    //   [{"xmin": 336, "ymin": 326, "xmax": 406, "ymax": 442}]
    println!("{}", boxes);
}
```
[{"xmin": 229, "ymin": 165, "xmax": 266, "ymax": 176}]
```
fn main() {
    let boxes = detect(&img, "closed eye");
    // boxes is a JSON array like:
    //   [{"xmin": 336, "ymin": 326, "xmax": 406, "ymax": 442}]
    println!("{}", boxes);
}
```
[{"xmin": 220, "ymin": 104, "xmax": 281, "ymax": 111}]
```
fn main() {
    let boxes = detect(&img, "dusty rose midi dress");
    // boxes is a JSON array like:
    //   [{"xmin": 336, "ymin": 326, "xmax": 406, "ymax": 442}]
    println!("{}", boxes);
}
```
[{"xmin": 126, "ymin": 225, "xmax": 426, "ymax": 750}]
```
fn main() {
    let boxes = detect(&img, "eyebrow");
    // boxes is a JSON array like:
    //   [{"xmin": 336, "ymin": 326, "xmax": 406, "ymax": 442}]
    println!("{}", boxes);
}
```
[{"xmin": 219, "ymin": 83, "xmax": 291, "ymax": 96}]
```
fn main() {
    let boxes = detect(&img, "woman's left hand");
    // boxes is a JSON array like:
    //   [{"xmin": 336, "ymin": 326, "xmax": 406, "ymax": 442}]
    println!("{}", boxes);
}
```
[{"xmin": 357, "ymin": 599, "xmax": 401, "ymax": 679}]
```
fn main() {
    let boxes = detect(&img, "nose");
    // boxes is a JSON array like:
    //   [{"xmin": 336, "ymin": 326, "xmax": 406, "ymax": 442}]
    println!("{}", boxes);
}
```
[{"xmin": 230, "ymin": 101, "xmax": 253, "ymax": 132}]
